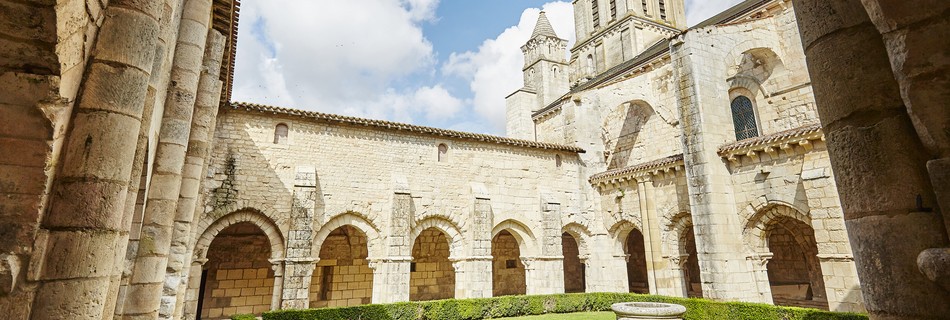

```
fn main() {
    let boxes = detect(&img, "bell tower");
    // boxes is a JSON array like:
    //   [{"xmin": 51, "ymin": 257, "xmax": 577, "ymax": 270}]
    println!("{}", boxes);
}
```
[{"xmin": 505, "ymin": 11, "xmax": 569, "ymax": 140}]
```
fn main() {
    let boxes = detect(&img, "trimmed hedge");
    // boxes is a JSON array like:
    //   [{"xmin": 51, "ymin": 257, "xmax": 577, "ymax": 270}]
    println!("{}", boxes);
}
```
[
  {"xmin": 262, "ymin": 293, "xmax": 867, "ymax": 320},
  {"xmin": 231, "ymin": 314, "xmax": 258, "ymax": 320}
]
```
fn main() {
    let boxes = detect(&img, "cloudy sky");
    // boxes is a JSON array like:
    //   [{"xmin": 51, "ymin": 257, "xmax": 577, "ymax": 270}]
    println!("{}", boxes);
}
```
[{"xmin": 231, "ymin": 0, "xmax": 744, "ymax": 135}]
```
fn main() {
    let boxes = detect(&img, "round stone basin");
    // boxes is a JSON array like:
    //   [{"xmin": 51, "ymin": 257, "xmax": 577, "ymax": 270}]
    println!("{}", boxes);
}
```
[{"xmin": 611, "ymin": 302, "xmax": 687, "ymax": 320}]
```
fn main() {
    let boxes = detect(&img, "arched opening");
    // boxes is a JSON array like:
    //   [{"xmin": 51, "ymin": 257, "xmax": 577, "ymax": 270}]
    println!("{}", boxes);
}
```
[
  {"xmin": 492, "ymin": 230, "xmax": 526, "ymax": 296},
  {"xmin": 310, "ymin": 225, "xmax": 374, "ymax": 308},
  {"xmin": 437, "ymin": 143, "xmax": 448, "ymax": 162},
  {"xmin": 198, "ymin": 222, "xmax": 275, "ymax": 320},
  {"xmin": 625, "ymin": 229, "xmax": 649, "ymax": 293},
  {"xmin": 682, "ymin": 226, "xmax": 703, "ymax": 298},
  {"xmin": 562, "ymin": 232, "xmax": 585, "ymax": 293},
  {"xmin": 409, "ymin": 228, "xmax": 455, "ymax": 301},
  {"xmin": 586, "ymin": 54, "xmax": 595, "ymax": 75},
  {"xmin": 273, "ymin": 123, "xmax": 289, "ymax": 144},
  {"xmin": 766, "ymin": 217, "xmax": 828, "ymax": 309}
]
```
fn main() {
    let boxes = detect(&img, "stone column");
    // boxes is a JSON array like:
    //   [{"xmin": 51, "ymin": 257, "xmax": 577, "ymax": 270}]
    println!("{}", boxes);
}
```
[
  {"xmin": 370, "ymin": 189, "xmax": 413, "ymax": 303},
  {"xmin": 161, "ymin": 29, "xmax": 226, "ymax": 320},
  {"xmin": 27, "ymin": 0, "xmax": 164, "ymax": 318},
  {"xmin": 526, "ymin": 196, "xmax": 565, "ymax": 294},
  {"xmin": 270, "ymin": 260, "xmax": 285, "ymax": 310},
  {"xmin": 180, "ymin": 258, "xmax": 207, "ymax": 320},
  {"xmin": 745, "ymin": 253, "xmax": 773, "ymax": 304},
  {"xmin": 636, "ymin": 178, "xmax": 664, "ymax": 294},
  {"xmin": 792, "ymin": 1, "xmax": 950, "ymax": 318},
  {"xmin": 817, "ymin": 254, "xmax": 864, "ymax": 312},
  {"xmin": 454, "ymin": 187, "xmax": 495, "ymax": 298},
  {"xmin": 666, "ymin": 255, "xmax": 689, "ymax": 298},
  {"xmin": 450, "ymin": 257, "xmax": 493, "ymax": 299},
  {"xmin": 119, "ymin": 0, "xmax": 212, "ymax": 316}
]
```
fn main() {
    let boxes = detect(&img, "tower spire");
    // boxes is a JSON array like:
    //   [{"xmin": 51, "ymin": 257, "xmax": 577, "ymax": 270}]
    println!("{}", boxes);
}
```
[{"xmin": 530, "ymin": 11, "xmax": 560, "ymax": 40}]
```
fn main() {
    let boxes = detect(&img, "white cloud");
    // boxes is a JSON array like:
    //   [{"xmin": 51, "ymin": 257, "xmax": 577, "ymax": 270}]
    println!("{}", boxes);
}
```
[
  {"xmin": 685, "ymin": 0, "xmax": 745, "ymax": 26},
  {"xmin": 442, "ymin": 1, "xmax": 575, "ymax": 134},
  {"xmin": 232, "ymin": 0, "xmax": 461, "ymax": 123}
]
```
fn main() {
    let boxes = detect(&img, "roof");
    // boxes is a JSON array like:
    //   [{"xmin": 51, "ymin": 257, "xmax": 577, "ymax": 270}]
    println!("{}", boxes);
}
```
[
  {"xmin": 230, "ymin": 102, "xmax": 586, "ymax": 153},
  {"xmin": 212, "ymin": 0, "xmax": 241, "ymax": 105},
  {"xmin": 717, "ymin": 123, "xmax": 823, "ymax": 156},
  {"xmin": 530, "ymin": 11, "xmax": 560, "ymax": 39},
  {"xmin": 589, "ymin": 154, "xmax": 684, "ymax": 184}
]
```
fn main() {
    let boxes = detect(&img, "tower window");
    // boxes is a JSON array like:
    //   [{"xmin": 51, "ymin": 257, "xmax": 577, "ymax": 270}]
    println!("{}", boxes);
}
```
[
  {"xmin": 642, "ymin": 0, "xmax": 649, "ymax": 16},
  {"xmin": 586, "ymin": 54, "xmax": 595, "ymax": 75},
  {"xmin": 731, "ymin": 96, "xmax": 759, "ymax": 140},
  {"xmin": 592, "ymin": 0, "xmax": 600, "ymax": 27},
  {"xmin": 556, "ymin": 155, "xmax": 563, "ymax": 168},
  {"xmin": 658, "ymin": 0, "xmax": 667, "ymax": 20},
  {"xmin": 274, "ymin": 123, "xmax": 289, "ymax": 144},
  {"xmin": 609, "ymin": 0, "xmax": 617, "ymax": 20},
  {"xmin": 438, "ymin": 143, "xmax": 448, "ymax": 162}
]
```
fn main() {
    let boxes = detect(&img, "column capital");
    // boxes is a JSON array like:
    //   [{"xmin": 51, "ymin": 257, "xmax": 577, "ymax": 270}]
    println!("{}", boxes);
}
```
[
  {"xmin": 192, "ymin": 258, "xmax": 209, "ymax": 266},
  {"xmin": 746, "ymin": 252, "xmax": 774, "ymax": 267}
]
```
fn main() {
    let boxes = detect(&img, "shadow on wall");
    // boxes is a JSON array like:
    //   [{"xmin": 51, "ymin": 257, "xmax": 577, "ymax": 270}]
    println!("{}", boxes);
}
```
[{"xmin": 607, "ymin": 102, "xmax": 653, "ymax": 170}]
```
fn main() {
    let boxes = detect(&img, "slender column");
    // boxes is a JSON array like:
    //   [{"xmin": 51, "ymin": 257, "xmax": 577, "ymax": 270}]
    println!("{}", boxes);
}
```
[
  {"xmin": 161, "ymin": 29, "xmax": 226, "ymax": 320},
  {"xmin": 180, "ymin": 258, "xmax": 207, "ymax": 320},
  {"xmin": 636, "ymin": 178, "xmax": 663, "ymax": 294},
  {"xmin": 746, "ymin": 253, "xmax": 774, "ymax": 304},
  {"xmin": 28, "ymin": 0, "xmax": 164, "ymax": 318},
  {"xmin": 792, "ymin": 1, "xmax": 950, "ymax": 318},
  {"xmin": 119, "ymin": 0, "xmax": 212, "ymax": 316},
  {"xmin": 270, "ymin": 260, "xmax": 285, "ymax": 310}
]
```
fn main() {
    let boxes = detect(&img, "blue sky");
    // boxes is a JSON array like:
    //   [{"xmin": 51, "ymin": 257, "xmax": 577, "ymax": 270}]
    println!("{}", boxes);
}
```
[{"xmin": 231, "ymin": 0, "xmax": 743, "ymax": 135}]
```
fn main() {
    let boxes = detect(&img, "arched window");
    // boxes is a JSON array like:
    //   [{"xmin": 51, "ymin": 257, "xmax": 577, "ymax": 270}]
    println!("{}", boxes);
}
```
[
  {"xmin": 274, "ymin": 123, "xmax": 289, "ymax": 144},
  {"xmin": 731, "ymin": 96, "xmax": 759, "ymax": 140},
  {"xmin": 438, "ymin": 143, "xmax": 448, "ymax": 162},
  {"xmin": 587, "ymin": 54, "xmax": 595, "ymax": 75},
  {"xmin": 555, "ymin": 155, "xmax": 563, "ymax": 168}
]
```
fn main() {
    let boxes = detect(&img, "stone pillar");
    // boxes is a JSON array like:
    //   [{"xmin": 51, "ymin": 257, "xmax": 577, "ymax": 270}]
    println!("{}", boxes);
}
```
[
  {"xmin": 161, "ymin": 29, "xmax": 226, "ymax": 320},
  {"xmin": 582, "ymin": 231, "xmax": 628, "ymax": 293},
  {"xmin": 670, "ymin": 34, "xmax": 764, "ymax": 303},
  {"xmin": 745, "ymin": 253, "xmax": 774, "ymax": 304},
  {"xmin": 119, "ymin": 0, "xmax": 212, "ymax": 316},
  {"xmin": 792, "ymin": 1, "xmax": 950, "ymax": 318},
  {"xmin": 636, "ymin": 178, "xmax": 665, "ymax": 294},
  {"xmin": 528, "ymin": 196, "xmax": 565, "ymax": 294},
  {"xmin": 451, "ymin": 257, "xmax": 493, "ymax": 299},
  {"xmin": 454, "ymin": 187, "xmax": 495, "ymax": 298},
  {"xmin": 817, "ymin": 254, "xmax": 864, "ymax": 312},
  {"xmin": 27, "ymin": 0, "xmax": 164, "ymax": 318},
  {"xmin": 666, "ymin": 255, "xmax": 689, "ymax": 298},
  {"xmin": 369, "ymin": 258, "xmax": 412, "ymax": 304},
  {"xmin": 279, "ymin": 166, "xmax": 319, "ymax": 309},
  {"xmin": 369, "ymin": 187, "xmax": 413, "ymax": 303}
]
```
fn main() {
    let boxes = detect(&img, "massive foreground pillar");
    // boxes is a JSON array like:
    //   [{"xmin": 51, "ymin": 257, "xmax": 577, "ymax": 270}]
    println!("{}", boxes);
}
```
[
  {"xmin": 792, "ymin": 1, "xmax": 950, "ymax": 318},
  {"xmin": 120, "ymin": 0, "xmax": 213, "ymax": 317},
  {"xmin": 27, "ymin": 1, "xmax": 164, "ymax": 318}
]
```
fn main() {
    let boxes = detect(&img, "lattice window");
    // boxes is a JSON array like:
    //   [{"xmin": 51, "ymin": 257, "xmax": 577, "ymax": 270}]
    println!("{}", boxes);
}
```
[
  {"xmin": 609, "ymin": 0, "xmax": 617, "ymax": 19},
  {"xmin": 274, "ymin": 123, "xmax": 289, "ymax": 144},
  {"xmin": 731, "ymin": 96, "xmax": 759, "ymax": 140},
  {"xmin": 592, "ymin": 0, "xmax": 600, "ymax": 27},
  {"xmin": 658, "ymin": 0, "xmax": 667, "ymax": 20}
]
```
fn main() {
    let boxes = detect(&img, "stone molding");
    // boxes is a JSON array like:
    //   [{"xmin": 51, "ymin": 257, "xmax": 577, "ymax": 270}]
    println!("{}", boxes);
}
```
[
  {"xmin": 717, "ymin": 123, "xmax": 823, "ymax": 164},
  {"xmin": 590, "ymin": 154, "xmax": 685, "ymax": 188}
]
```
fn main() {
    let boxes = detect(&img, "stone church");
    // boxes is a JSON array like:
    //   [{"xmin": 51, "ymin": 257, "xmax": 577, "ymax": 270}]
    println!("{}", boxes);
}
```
[{"xmin": 1, "ymin": 0, "xmax": 948, "ymax": 319}]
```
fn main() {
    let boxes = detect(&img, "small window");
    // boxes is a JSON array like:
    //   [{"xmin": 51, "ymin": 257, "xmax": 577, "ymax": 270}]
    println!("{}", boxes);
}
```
[
  {"xmin": 586, "ymin": 54, "xmax": 595, "ymax": 75},
  {"xmin": 274, "ymin": 123, "xmax": 289, "ymax": 144},
  {"xmin": 731, "ymin": 96, "xmax": 759, "ymax": 140},
  {"xmin": 556, "ymin": 154, "xmax": 562, "ymax": 168},
  {"xmin": 438, "ymin": 143, "xmax": 448, "ymax": 162},
  {"xmin": 410, "ymin": 262, "xmax": 417, "ymax": 272},
  {"xmin": 642, "ymin": 0, "xmax": 649, "ymax": 15},
  {"xmin": 658, "ymin": 0, "xmax": 667, "ymax": 20},
  {"xmin": 609, "ymin": 0, "xmax": 617, "ymax": 19},
  {"xmin": 506, "ymin": 260, "xmax": 517, "ymax": 269},
  {"xmin": 591, "ymin": 0, "xmax": 600, "ymax": 27}
]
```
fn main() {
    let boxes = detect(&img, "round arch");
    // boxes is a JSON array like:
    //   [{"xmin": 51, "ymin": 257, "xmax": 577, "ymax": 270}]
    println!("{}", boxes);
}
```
[
  {"xmin": 663, "ymin": 212, "xmax": 694, "ymax": 257},
  {"xmin": 193, "ymin": 209, "xmax": 285, "ymax": 262},
  {"xmin": 312, "ymin": 212, "xmax": 384, "ymax": 259},
  {"xmin": 411, "ymin": 216, "xmax": 465, "ymax": 258},
  {"xmin": 561, "ymin": 223, "xmax": 592, "ymax": 258},
  {"xmin": 743, "ymin": 203, "xmax": 813, "ymax": 253},
  {"xmin": 608, "ymin": 219, "xmax": 643, "ymax": 255},
  {"xmin": 491, "ymin": 219, "xmax": 538, "ymax": 255}
]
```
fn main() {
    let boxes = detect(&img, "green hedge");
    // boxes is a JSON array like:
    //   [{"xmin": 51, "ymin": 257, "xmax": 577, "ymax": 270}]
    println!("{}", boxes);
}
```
[
  {"xmin": 262, "ymin": 293, "xmax": 867, "ymax": 320},
  {"xmin": 231, "ymin": 314, "xmax": 258, "ymax": 320}
]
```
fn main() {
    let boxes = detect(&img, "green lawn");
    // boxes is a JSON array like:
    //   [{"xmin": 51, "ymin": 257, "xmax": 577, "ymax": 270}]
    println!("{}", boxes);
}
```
[{"xmin": 496, "ymin": 311, "xmax": 615, "ymax": 320}]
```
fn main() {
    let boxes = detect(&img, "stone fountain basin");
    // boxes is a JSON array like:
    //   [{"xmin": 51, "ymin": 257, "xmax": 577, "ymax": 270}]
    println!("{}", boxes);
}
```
[{"xmin": 611, "ymin": 302, "xmax": 687, "ymax": 320}]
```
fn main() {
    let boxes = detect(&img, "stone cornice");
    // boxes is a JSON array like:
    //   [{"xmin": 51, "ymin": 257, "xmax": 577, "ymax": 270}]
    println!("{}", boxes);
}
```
[
  {"xmin": 230, "ymin": 102, "xmax": 585, "ymax": 153},
  {"xmin": 717, "ymin": 123, "xmax": 823, "ymax": 164},
  {"xmin": 589, "ymin": 154, "xmax": 685, "ymax": 187}
]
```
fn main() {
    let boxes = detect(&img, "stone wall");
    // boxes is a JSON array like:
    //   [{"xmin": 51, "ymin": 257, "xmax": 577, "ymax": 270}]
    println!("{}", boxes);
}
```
[
  {"xmin": 410, "ymin": 229, "xmax": 455, "ymax": 301},
  {"xmin": 492, "ymin": 231, "xmax": 527, "ymax": 296},
  {"xmin": 310, "ymin": 226, "xmax": 373, "ymax": 308},
  {"xmin": 201, "ymin": 223, "xmax": 276, "ymax": 319},
  {"xmin": 561, "ymin": 234, "xmax": 585, "ymax": 293}
]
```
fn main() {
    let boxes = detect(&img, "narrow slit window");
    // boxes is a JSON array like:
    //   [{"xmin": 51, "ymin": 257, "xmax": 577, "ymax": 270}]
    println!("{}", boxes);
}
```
[
  {"xmin": 587, "ymin": 54, "xmax": 595, "ymax": 75},
  {"xmin": 274, "ymin": 123, "xmax": 289, "ymax": 144},
  {"xmin": 658, "ymin": 0, "xmax": 667, "ymax": 20},
  {"xmin": 609, "ymin": 0, "xmax": 617, "ymax": 20},
  {"xmin": 642, "ymin": 0, "xmax": 649, "ymax": 16},
  {"xmin": 592, "ymin": 0, "xmax": 600, "ymax": 27},
  {"xmin": 556, "ymin": 155, "xmax": 563, "ymax": 168},
  {"xmin": 731, "ymin": 96, "xmax": 759, "ymax": 140},
  {"xmin": 438, "ymin": 143, "xmax": 448, "ymax": 162}
]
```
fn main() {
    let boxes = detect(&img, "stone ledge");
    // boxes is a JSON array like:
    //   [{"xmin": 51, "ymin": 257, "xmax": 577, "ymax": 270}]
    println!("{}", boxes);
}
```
[
  {"xmin": 717, "ymin": 123, "xmax": 824, "ymax": 164},
  {"xmin": 589, "ymin": 154, "xmax": 685, "ymax": 187}
]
